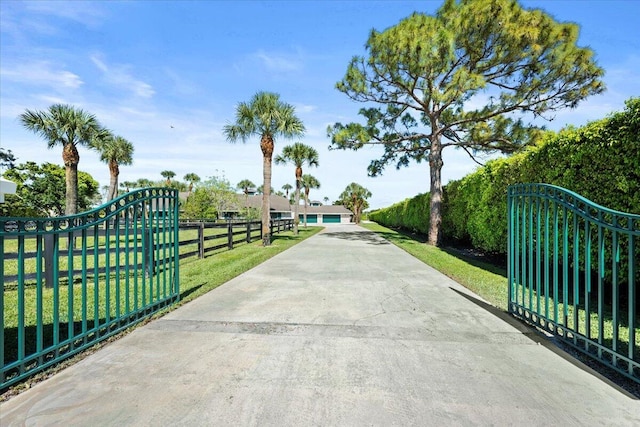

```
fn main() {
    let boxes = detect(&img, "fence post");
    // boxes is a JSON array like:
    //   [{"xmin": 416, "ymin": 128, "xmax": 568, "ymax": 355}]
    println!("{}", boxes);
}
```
[
  {"xmin": 227, "ymin": 220, "xmax": 233, "ymax": 250},
  {"xmin": 270, "ymin": 220, "xmax": 274, "ymax": 237},
  {"xmin": 198, "ymin": 222, "xmax": 205, "ymax": 258},
  {"xmin": 246, "ymin": 221, "xmax": 251, "ymax": 243}
]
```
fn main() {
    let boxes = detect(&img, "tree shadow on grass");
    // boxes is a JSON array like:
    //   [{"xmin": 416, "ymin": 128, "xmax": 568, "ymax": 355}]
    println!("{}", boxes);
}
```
[{"xmin": 372, "ymin": 226, "xmax": 507, "ymax": 275}]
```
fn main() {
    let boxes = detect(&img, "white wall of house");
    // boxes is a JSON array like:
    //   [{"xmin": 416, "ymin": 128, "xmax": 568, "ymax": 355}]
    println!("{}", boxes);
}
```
[
  {"xmin": 0, "ymin": 177, "xmax": 17, "ymax": 203},
  {"xmin": 315, "ymin": 214, "xmax": 352, "ymax": 224}
]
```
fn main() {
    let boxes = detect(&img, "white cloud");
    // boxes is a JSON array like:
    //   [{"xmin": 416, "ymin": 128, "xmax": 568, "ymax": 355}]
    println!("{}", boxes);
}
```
[
  {"xmin": 0, "ymin": 61, "xmax": 83, "ymax": 89},
  {"xmin": 253, "ymin": 50, "xmax": 304, "ymax": 72},
  {"xmin": 24, "ymin": 1, "xmax": 107, "ymax": 28},
  {"xmin": 36, "ymin": 95, "xmax": 69, "ymax": 105},
  {"xmin": 164, "ymin": 69, "xmax": 199, "ymax": 96},
  {"xmin": 90, "ymin": 54, "xmax": 155, "ymax": 99},
  {"xmin": 294, "ymin": 103, "xmax": 317, "ymax": 114}
]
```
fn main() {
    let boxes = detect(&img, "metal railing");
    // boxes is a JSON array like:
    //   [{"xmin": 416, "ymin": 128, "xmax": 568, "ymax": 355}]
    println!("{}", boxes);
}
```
[
  {"xmin": 1, "ymin": 188, "xmax": 180, "ymax": 389},
  {"xmin": 507, "ymin": 183, "xmax": 639, "ymax": 382}
]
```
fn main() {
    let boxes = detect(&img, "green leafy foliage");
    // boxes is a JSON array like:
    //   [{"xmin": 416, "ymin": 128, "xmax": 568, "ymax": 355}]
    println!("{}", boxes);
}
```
[
  {"xmin": 181, "ymin": 175, "xmax": 239, "ymax": 221},
  {"xmin": 1, "ymin": 148, "xmax": 17, "ymax": 169},
  {"xmin": 1, "ymin": 162, "xmax": 99, "ymax": 217},
  {"xmin": 339, "ymin": 183, "xmax": 372, "ymax": 224}
]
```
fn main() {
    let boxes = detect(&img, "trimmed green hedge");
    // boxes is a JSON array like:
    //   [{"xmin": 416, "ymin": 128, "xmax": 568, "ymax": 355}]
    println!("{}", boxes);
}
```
[{"xmin": 370, "ymin": 97, "xmax": 640, "ymax": 254}]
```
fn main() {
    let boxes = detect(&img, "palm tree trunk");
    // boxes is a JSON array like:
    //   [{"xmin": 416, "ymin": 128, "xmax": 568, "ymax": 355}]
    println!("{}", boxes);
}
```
[
  {"xmin": 428, "ymin": 135, "xmax": 444, "ymax": 246},
  {"xmin": 293, "ymin": 183, "xmax": 300, "ymax": 235},
  {"xmin": 108, "ymin": 160, "xmax": 119, "ymax": 201},
  {"xmin": 293, "ymin": 168, "xmax": 302, "ymax": 235},
  {"xmin": 260, "ymin": 135, "xmax": 274, "ymax": 246},
  {"xmin": 62, "ymin": 143, "xmax": 79, "ymax": 216},
  {"xmin": 303, "ymin": 189, "xmax": 309, "ymax": 227}
]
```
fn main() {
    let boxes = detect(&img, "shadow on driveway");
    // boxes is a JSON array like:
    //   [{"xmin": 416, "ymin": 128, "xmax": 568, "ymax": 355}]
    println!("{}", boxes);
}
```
[{"xmin": 321, "ymin": 230, "xmax": 391, "ymax": 245}]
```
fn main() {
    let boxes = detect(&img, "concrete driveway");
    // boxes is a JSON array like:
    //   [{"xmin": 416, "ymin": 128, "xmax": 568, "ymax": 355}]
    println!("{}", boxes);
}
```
[{"xmin": 1, "ymin": 225, "xmax": 638, "ymax": 426}]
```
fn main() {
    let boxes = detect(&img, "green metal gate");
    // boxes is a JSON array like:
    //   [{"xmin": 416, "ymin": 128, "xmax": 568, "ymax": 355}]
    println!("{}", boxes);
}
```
[
  {"xmin": 1, "ymin": 188, "xmax": 180, "ymax": 389},
  {"xmin": 507, "ymin": 183, "xmax": 639, "ymax": 382}
]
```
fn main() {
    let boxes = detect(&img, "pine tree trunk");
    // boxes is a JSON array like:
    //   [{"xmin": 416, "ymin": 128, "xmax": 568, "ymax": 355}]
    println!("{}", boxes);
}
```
[{"xmin": 428, "ymin": 136, "xmax": 444, "ymax": 246}]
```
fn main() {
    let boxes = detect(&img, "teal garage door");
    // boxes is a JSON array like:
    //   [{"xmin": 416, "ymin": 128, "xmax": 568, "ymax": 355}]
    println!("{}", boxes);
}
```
[
  {"xmin": 322, "ymin": 214, "xmax": 341, "ymax": 223},
  {"xmin": 300, "ymin": 214, "xmax": 318, "ymax": 223}
]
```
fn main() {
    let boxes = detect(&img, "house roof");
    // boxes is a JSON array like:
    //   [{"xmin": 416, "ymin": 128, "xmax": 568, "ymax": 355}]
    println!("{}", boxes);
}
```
[{"xmin": 241, "ymin": 194, "xmax": 292, "ymax": 212}]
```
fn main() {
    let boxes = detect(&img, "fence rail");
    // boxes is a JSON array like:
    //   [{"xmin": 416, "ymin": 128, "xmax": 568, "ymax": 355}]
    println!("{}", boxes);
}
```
[{"xmin": 507, "ymin": 183, "xmax": 639, "ymax": 382}]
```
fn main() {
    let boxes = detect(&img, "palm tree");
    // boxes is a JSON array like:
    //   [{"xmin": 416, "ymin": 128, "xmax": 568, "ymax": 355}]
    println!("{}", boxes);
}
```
[
  {"xmin": 20, "ymin": 104, "xmax": 102, "ymax": 215},
  {"xmin": 256, "ymin": 185, "xmax": 274, "ymax": 194},
  {"xmin": 323, "ymin": 196, "xmax": 330, "ymax": 205},
  {"xmin": 237, "ymin": 178, "xmax": 256, "ymax": 210},
  {"xmin": 281, "ymin": 183, "xmax": 293, "ymax": 198},
  {"xmin": 121, "ymin": 181, "xmax": 136, "ymax": 192},
  {"xmin": 300, "ymin": 174, "xmax": 320, "ymax": 227},
  {"xmin": 275, "ymin": 142, "xmax": 319, "ymax": 234},
  {"xmin": 92, "ymin": 129, "xmax": 134, "ymax": 201},
  {"xmin": 136, "ymin": 178, "xmax": 152, "ymax": 188},
  {"xmin": 339, "ymin": 182, "xmax": 372, "ymax": 224},
  {"xmin": 184, "ymin": 173, "xmax": 201, "ymax": 193},
  {"xmin": 237, "ymin": 179, "xmax": 256, "ymax": 195},
  {"xmin": 223, "ymin": 91, "xmax": 305, "ymax": 246},
  {"xmin": 160, "ymin": 170, "xmax": 175, "ymax": 186}
]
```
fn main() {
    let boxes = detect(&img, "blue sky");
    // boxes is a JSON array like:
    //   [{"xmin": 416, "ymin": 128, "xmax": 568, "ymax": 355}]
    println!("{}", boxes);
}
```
[{"xmin": 1, "ymin": 0, "xmax": 639, "ymax": 209}]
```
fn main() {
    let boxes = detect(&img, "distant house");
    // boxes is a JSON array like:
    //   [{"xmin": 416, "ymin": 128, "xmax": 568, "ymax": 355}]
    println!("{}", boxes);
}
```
[
  {"xmin": 242, "ymin": 194, "xmax": 294, "ymax": 220},
  {"xmin": 224, "ymin": 194, "xmax": 354, "ymax": 224},
  {"xmin": 299, "ymin": 204, "xmax": 353, "ymax": 224},
  {"xmin": 220, "ymin": 194, "xmax": 294, "ymax": 220}
]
